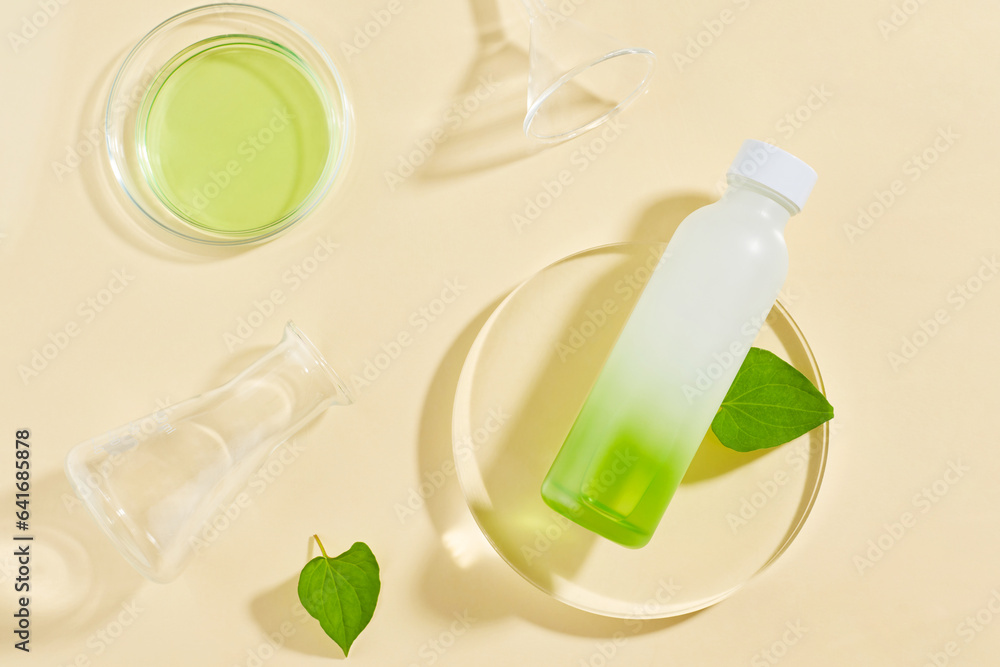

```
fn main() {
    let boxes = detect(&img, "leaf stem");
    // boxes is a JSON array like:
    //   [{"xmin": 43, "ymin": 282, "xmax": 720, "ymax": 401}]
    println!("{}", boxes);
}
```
[{"xmin": 313, "ymin": 534, "xmax": 329, "ymax": 559}]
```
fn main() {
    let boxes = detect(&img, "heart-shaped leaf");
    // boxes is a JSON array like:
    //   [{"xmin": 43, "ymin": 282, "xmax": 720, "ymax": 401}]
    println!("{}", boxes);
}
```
[
  {"xmin": 711, "ymin": 347, "xmax": 834, "ymax": 452},
  {"xmin": 297, "ymin": 538, "xmax": 380, "ymax": 656}
]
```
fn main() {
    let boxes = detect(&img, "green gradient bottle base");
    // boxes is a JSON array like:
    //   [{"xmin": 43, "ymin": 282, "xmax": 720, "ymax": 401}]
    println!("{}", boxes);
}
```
[
  {"xmin": 451, "ymin": 243, "xmax": 829, "ymax": 618},
  {"xmin": 541, "ymin": 479, "xmax": 652, "ymax": 549},
  {"xmin": 542, "ymin": 429, "xmax": 668, "ymax": 548},
  {"xmin": 540, "ymin": 378, "xmax": 690, "ymax": 548},
  {"xmin": 137, "ymin": 36, "xmax": 331, "ymax": 236}
]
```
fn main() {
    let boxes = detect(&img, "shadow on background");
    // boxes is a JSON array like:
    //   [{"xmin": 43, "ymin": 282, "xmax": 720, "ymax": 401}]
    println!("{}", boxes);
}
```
[
  {"xmin": 412, "ymin": 0, "xmax": 541, "ymax": 181},
  {"xmin": 629, "ymin": 192, "xmax": 712, "ymax": 243},
  {"xmin": 250, "ymin": 572, "xmax": 344, "ymax": 661},
  {"xmin": 681, "ymin": 429, "xmax": 770, "ymax": 484},
  {"xmin": 30, "ymin": 471, "xmax": 144, "ymax": 643}
]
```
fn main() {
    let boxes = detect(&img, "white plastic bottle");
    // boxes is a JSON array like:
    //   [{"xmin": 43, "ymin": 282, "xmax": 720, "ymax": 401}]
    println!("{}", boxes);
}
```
[{"xmin": 541, "ymin": 140, "xmax": 818, "ymax": 548}]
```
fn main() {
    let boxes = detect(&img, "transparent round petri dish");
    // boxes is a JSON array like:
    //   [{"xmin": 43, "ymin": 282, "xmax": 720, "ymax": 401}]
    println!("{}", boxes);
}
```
[
  {"xmin": 106, "ymin": 4, "xmax": 351, "ymax": 245},
  {"xmin": 452, "ymin": 242, "xmax": 829, "ymax": 618}
]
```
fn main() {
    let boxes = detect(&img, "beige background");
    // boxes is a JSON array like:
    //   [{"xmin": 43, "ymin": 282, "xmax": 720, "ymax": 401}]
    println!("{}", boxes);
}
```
[{"xmin": 1, "ymin": 0, "xmax": 997, "ymax": 664}]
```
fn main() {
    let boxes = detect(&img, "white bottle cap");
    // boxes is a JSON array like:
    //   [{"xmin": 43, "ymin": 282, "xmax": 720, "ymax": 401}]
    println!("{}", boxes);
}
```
[{"xmin": 727, "ymin": 140, "xmax": 817, "ymax": 213}]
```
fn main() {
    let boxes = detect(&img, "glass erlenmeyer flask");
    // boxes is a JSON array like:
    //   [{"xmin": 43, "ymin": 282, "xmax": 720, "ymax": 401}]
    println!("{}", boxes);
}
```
[
  {"xmin": 520, "ymin": 0, "xmax": 656, "ymax": 142},
  {"xmin": 65, "ymin": 321, "xmax": 353, "ymax": 583}
]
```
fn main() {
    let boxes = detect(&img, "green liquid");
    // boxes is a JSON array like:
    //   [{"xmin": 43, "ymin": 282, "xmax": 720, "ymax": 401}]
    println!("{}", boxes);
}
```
[
  {"xmin": 139, "ymin": 36, "xmax": 332, "ymax": 235},
  {"xmin": 541, "ymin": 316, "xmax": 702, "ymax": 549},
  {"xmin": 541, "ymin": 383, "xmax": 686, "ymax": 549}
]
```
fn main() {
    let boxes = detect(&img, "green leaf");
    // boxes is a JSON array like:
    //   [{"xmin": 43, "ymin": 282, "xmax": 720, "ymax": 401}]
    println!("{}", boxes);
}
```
[
  {"xmin": 711, "ymin": 347, "xmax": 834, "ymax": 452},
  {"xmin": 297, "ymin": 537, "xmax": 380, "ymax": 656}
]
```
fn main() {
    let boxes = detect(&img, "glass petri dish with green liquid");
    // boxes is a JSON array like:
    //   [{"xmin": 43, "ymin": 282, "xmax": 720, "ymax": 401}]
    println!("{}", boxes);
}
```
[{"xmin": 106, "ymin": 5, "xmax": 351, "ymax": 245}]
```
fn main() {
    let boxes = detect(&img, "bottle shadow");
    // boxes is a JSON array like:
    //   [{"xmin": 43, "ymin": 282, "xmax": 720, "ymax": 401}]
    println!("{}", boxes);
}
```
[{"xmin": 629, "ymin": 192, "xmax": 713, "ymax": 243}]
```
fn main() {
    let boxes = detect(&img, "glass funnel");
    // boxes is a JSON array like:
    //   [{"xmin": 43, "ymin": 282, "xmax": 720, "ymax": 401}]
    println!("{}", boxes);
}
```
[
  {"xmin": 65, "ymin": 321, "xmax": 353, "ymax": 583},
  {"xmin": 520, "ymin": 0, "xmax": 656, "ymax": 142}
]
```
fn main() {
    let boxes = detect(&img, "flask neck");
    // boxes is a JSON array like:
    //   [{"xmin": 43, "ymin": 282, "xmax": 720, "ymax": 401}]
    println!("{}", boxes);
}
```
[{"xmin": 722, "ymin": 175, "xmax": 797, "ymax": 232}]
